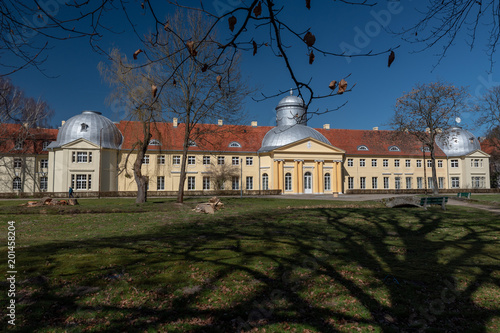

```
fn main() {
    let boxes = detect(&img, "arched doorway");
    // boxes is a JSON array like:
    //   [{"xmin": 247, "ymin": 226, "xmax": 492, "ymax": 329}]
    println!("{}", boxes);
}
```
[{"xmin": 304, "ymin": 172, "xmax": 312, "ymax": 194}]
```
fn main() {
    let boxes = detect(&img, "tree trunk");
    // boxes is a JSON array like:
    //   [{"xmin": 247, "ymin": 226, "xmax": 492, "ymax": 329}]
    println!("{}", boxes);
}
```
[
  {"xmin": 134, "ymin": 121, "xmax": 151, "ymax": 203},
  {"xmin": 176, "ymin": 121, "xmax": 191, "ymax": 203},
  {"xmin": 430, "ymin": 147, "xmax": 439, "ymax": 195}
]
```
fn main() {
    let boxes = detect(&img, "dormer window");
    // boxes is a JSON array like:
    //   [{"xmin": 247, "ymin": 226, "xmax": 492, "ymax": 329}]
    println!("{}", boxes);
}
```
[
  {"xmin": 357, "ymin": 145, "xmax": 369, "ymax": 151},
  {"xmin": 229, "ymin": 141, "xmax": 241, "ymax": 148},
  {"xmin": 80, "ymin": 123, "xmax": 89, "ymax": 132},
  {"xmin": 149, "ymin": 139, "xmax": 161, "ymax": 146},
  {"xmin": 188, "ymin": 140, "xmax": 197, "ymax": 147},
  {"xmin": 42, "ymin": 141, "xmax": 49, "ymax": 150},
  {"xmin": 420, "ymin": 147, "xmax": 430, "ymax": 152},
  {"xmin": 388, "ymin": 146, "xmax": 400, "ymax": 152},
  {"xmin": 14, "ymin": 140, "xmax": 23, "ymax": 150}
]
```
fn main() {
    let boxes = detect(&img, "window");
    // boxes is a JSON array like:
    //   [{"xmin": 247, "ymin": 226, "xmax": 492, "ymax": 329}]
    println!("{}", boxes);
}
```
[
  {"xmin": 13, "ymin": 177, "xmax": 21, "ymax": 191},
  {"xmin": 472, "ymin": 176, "xmax": 485, "ymax": 188},
  {"xmin": 40, "ymin": 159, "xmax": 48, "ymax": 169},
  {"xmin": 262, "ymin": 173, "xmax": 269, "ymax": 190},
  {"xmin": 406, "ymin": 177, "xmax": 412, "ymax": 189},
  {"xmin": 357, "ymin": 145, "xmax": 369, "ymax": 151},
  {"xmin": 173, "ymin": 156, "xmax": 181, "ymax": 165},
  {"xmin": 347, "ymin": 158, "xmax": 353, "ymax": 167},
  {"xmin": 428, "ymin": 177, "xmax": 434, "ymax": 189},
  {"xmin": 188, "ymin": 140, "xmax": 197, "ymax": 147},
  {"xmin": 395, "ymin": 177, "xmax": 401, "ymax": 189},
  {"xmin": 451, "ymin": 177, "xmax": 460, "ymax": 188},
  {"xmin": 77, "ymin": 152, "xmax": 88, "ymax": 163},
  {"xmin": 394, "ymin": 159, "xmax": 400, "ymax": 167},
  {"xmin": 203, "ymin": 156, "xmax": 211, "ymax": 165},
  {"xmin": 42, "ymin": 142, "xmax": 49, "ymax": 150},
  {"xmin": 142, "ymin": 155, "xmax": 150, "ymax": 164},
  {"xmin": 13, "ymin": 158, "xmax": 22, "ymax": 168},
  {"xmin": 383, "ymin": 159, "xmax": 389, "ymax": 167},
  {"xmin": 438, "ymin": 177, "xmax": 444, "ymax": 189},
  {"xmin": 40, "ymin": 176, "xmax": 48, "ymax": 191},
  {"xmin": 471, "ymin": 159, "xmax": 483, "ymax": 168},
  {"xmin": 324, "ymin": 173, "xmax": 331, "ymax": 191},
  {"xmin": 203, "ymin": 176, "xmax": 211, "ymax": 190},
  {"xmin": 229, "ymin": 141, "xmax": 242, "ymax": 147},
  {"xmin": 427, "ymin": 160, "xmax": 432, "ymax": 168},
  {"xmin": 246, "ymin": 157, "xmax": 253, "ymax": 166},
  {"xmin": 188, "ymin": 156, "xmax": 195, "ymax": 165},
  {"xmin": 14, "ymin": 140, "xmax": 23, "ymax": 150},
  {"xmin": 284, "ymin": 173, "xmax": 292, "ymax": 191},
  {"xmin": 348, "ymin": 177, "xmax": 354, "ymax": 189},
  {"xmin": 360, "ymin": 177, "xmax": 366, "ymax": 189},
  {"xmin": 73, "ymin": 174, "xmax": 92, "ymax": 190},
  {"xmin": 218, "ymin": 156, "xmax": 225, "ymax": 165},
  {"xmin": 157, "ymin": 176, "xmax": 165, "ymax": 190},
  {"xmin": 232, "ymin": 157, "xmax": 240, "ymax": 165},
  {"xmin": 405, "ymin": 159, "xmax": 411, "ymax": 168},
  {"xmin": 232, "ymin": 176, "xmax": 239, "ymax": 190},
  {"xmin": 359, "ymin": 159, "xmax": 366, "ymax": 167},
  {"xmin": 384, "ymin": 177, "xmax": 389, "ymax": 189},
  {"xmin": 246, "ymin": 176, "xmax": 254, "ymax": 190},
  {"xmin": 417, "ymin": 177, "xmax": 423, "ymax": 189},
  {"xmin": 451, "ymin": 159, "xmax": 459, "ymax": 168},
  {"xmin": 438, "ymin": 160, "xmax": 443, "ymax": 168},
  {"xmin": 157, "ymin": 155, "xmax": 165, "ymax": 165},
  {"xmin": 149, "ymin": 139, "xmax": 161, "ymax": 146},
  {"xmin": 372, "ymin": 159, "xmax": 377, "ymax": 167},
  {"xmin": 416, "ymin": 160, "xmax": 422, "ymax": 168},
  {"xmin": 187, "ymin": 176, "xmax": 196, "ymax": 190},
  {"xmin": 372, "ymin": 177, "xmax": 378, "ymax": 189},
  {"xmin": 389, "ymin": 146, "xmax": 400, "ymax": 152}
]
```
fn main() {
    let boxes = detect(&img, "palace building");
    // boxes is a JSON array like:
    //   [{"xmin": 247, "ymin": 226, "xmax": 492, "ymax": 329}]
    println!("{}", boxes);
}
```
[{"xmin": 0, "ymin": 93, "xmax": 491, "ymax": 196}]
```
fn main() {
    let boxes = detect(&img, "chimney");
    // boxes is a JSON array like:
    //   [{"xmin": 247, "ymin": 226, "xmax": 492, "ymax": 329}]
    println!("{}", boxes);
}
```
[
  {"xmin": 61, "ymin": 120, "xmax": 66, "ymax": 126},
  {"xmin": 251, "ymin": 121, "xmax": 258, "ymax": 127},
  {"xmin": 218, "ymin": 119, "xmax": 223, "ymax": 126},
  {"xmin": 372, "ymin": 126, "xmax": 378, "ymax": 131},
  {"xmin": 323, "ymin": 124, "xmax": 330, "ymax": 130},
  {"xmin": 173, "ymin": 117, "xmax": 178, "ymax": 128}
]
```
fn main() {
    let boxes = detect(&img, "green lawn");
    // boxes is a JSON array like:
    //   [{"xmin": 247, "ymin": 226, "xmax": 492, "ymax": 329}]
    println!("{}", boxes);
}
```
[{"xmin": 1, "ymin": 198, "xmax": 499, "ymax": 332}]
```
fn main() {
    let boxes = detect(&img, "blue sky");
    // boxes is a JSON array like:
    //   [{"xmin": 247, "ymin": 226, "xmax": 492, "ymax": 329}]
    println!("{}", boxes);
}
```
[{"xmin": 4, "ymin": 0, "xmax": 499, "ymax": 135}]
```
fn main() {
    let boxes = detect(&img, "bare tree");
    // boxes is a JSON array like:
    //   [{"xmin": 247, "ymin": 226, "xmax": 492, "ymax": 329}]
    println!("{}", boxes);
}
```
[
  {"xmin": 205, "ymin": 162, "xmax": 240, "ymax": 193},
  {"xmin": 145, "ymin": 11, "xmax": 250, "ymax": 203},
  {"xmin": 98, "ymin": 49, "xmax": 161, "ymax": 203},
  {"xmin": 391, "ymin": 81, "xmax": 470, "ymax": 194},
  {"xmin": 400, "ymin": 0, "xmax": 500, "ymax": 68},
  {"xmin": 477, "ymin": 86, "xmax": 500, "ymax": 140}
]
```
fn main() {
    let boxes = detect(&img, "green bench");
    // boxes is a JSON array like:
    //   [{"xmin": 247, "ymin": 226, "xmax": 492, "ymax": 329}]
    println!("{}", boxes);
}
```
[
  {"xmin": 457, "ymin": 192, "xmax": 471, "ymax": 199},
  {"xmin": 420, "ymin": 196, "xmax": 449, "ymax": 210}
]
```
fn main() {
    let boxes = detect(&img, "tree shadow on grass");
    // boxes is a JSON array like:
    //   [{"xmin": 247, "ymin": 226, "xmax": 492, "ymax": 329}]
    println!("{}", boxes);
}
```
[{"xmin": 2, "ymin": 204, "xmax": 500, "ymax": 332}]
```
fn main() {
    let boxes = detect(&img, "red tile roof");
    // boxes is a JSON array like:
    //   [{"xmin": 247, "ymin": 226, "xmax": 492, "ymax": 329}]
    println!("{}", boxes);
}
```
[{"xmin": 0, "ymin": 123, "xmax": 57, "ymax": 154}]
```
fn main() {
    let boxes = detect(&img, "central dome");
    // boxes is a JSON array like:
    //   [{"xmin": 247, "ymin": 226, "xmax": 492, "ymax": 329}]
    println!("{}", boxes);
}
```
[
  {"xmin": 48, "ymin": 111, "xmax": 123, "ymax": 149},
  {"xmin": 436, "ymin": 126, "xmax": 481, "ymax": 157},
  {"xmin": 260, "ymin": 92, "xmax": 331, "ymax": 152}
]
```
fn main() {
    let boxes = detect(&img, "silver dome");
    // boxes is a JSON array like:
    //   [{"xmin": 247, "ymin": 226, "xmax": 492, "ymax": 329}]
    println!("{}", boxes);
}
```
[
  {"xmin": 436, "ymin": 126, "xmax": 481, "ymax": 157},
  {"xmin": 48, "ymin": 111, "xmax": 123, "ymax": 149},
  {"xmin": 259, "ymin": 124, "xmax": 331, "ymax": 152},
  {"xmin": 276, "ymin": 92, "xmax": 307, "ymax": 126}
]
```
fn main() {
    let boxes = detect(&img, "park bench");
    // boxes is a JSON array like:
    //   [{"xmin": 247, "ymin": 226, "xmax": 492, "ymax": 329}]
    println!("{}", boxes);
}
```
[
  {"xmin": 420, "ymin": 196, "xmax": 449, "ymax": 210},
  {"xmin": 457, "ymin": 192, "xmax": 471, "ymax": 199}
]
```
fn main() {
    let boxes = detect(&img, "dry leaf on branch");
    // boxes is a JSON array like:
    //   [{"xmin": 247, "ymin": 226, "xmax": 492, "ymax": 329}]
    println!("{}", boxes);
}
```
[
  {"xmin": 309, "ymin": 51, "xmax": 315, "ymax": 64},
  {"xmin": 304, "ymin": 32, "xmax": 316, "ymax": 47},
  {"xmin": 151, "ymin": 85, "xmax": 157, "ymax": 98},
  {"xmin": 216, "ymin": 75, "xmax": 222, "ymax": 89},
  {"xmin": 133, "ymin": 49, "xmax": 143, "ymax": 60},
  {"xmin": 186, "ymin": 41, "xmax": 197, "ymax": 56},
  {"xmin": 228, "ymin": 16, "xmax": 237, "ymax": 32},
  {"xmin": 141, "ymin": 2, "xmax": 144, "ymax": 9},
  {"xmin": 253, "ymin": 41, "xmax": 257, "ymax": 56},
  {"xmin": 306, "ymin": 0, "xmax": 311, "ymax": 9},
  {"xmin": 388, "ymin": 50, "xmax": 395, "ymax": 67},
  {"xmin": 172, "ymin": 79, "xmax": 177, "ymax": 87},
  {"xmin": 329, "ymin": 80, "xmax": 337, "ymax": 90},
  {"xmin": 338, "ymin": 79, "xmax": 348, "ymax": 94},
  {"xmin": 253, "ymin": 2, "xmax": 262, "ymax": 17},
  {"xmin": 164, "ymin": 21, "xmax": 170, "ymax": 31},
  {"xmin": 201, "ymin": 64, "xmax": 208, "ymax": 72}
]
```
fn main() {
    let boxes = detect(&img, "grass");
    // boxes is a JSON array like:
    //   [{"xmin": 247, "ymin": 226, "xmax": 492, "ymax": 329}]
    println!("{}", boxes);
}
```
[
  {"xmin": 469, "ymin": 194, "xmax": 500, "ymax": 205},
  {"xmin": 1, "ymin": 197, "xmax": 499, "ymax": 332}
]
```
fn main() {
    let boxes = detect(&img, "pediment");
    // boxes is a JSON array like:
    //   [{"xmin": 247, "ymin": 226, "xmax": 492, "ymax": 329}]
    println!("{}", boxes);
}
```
[
  {"xmin": 60, "ymin": 138, "xmax": 100, "ymax": 149},
  {"xmin": 274, "ymin": 137, "xmax": 345, "ymax": 154},
  {"xmin": 466, "ymin": 150, "xmax": 490, "ymax": 158}
]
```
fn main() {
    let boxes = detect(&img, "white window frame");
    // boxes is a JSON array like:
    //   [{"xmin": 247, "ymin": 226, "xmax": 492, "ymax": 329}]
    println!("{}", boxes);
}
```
[
  {"xmin": 359, "ymin": 159, "xmax": 366, "ymax": 167},
  {"xmin": 384, "ymin": 177, "xmax": 389, "ymax": 189},
  {"xmin": 77, "ymin": 152, "xmax": 88, "ymax": 163},
  {"xmin": 405, "ymin": 159, "xmax": 411, "ymax": 168},
  {"xmin": 203, "ymin": 176, "xmax": 211, "ymax": 190},
  {"xmin": 406, "ymin": 177, "xmax": 412, "ymax": 189},
  {"xmin": 372, "ymin": 177, "xmax": 377, "ymax": 189},
  {"xmin": 187, "ymin": 176, "xmax": 196, "ymax": 190},
  {"xmin": 262, "ymin": 173, "xmax": 269, "ymax": 190},
  {"xmin": 187, "ymin": 156, "xmax": 196, "ymax": 165},
  {"xmin": 157, "ymin": 176, "xmax": 165, "ymax": 190},
  {"xmin": 371, "ymin": 159, "xmax": 377, "ymax": 167},
  {"xmin": 451, "ymin": 177, "xmax": 460, "ymax": 188},
  {"xmin": 347, "ymin": 158, "xmax": 353, "ymax": 167},
  {"xmin": 395, "ymin": 177, "xmax": 401, "ymax": 189},
  {"xmin": 246, "ymin": 157, "xmax": 253, "ymax": 166},
  {"xmin": 40, "ymin": 176, "xmax": 48, "ymax": 191},
  {"xmin": 157, "ymin": 155, "xmax": 165, "ymax": 165},
  {"xmin": 438, "ymin": 160, "xmax": 443, "ymax": 168},
  {"xmin": 451, "ymin": 159, "xmax": 459, "ymax": 168},
  {"xmin": 348, "ymin": 177, "xmax": 354, "ymax": 189},
  {"xmin": 394, "ymin": 159, "xmax": 400, "ymax": 167},
  {"xmin": 142, "ymin": 155, "xmax": 149, "ymax": 164},
  {"xmin": 232, "ymin": 157, "xmax": 240, "ymax": 165},
  {"xmin": 324, "ymin": 173, "xmax": 331, "ymax": 191},
  {"xmin": 416, "ymin": 160, "xmax": 422, "ymax": 168},
  {"xmin": 40, "ymin": 159, "xmax": 48, "ymax": 169},
  {"xmin": 383, "ymin": 159, "xmax": 389, "ymax": 167},
  {"xmin": 427, "ymin": 160, "xmax": 432, "ymax": 168},
  {"xmin": 173, "ymin": 156, "xmax": 181, "ymax": 165},
  {"xmin": 438, "ymin": 177, "xmax": 444, "ymax": 189},
  {"xmin": 14, "ymin": 158, "xmax": 22, "ymax": 168},
  {"xmin": 284, "ymin": 173, "xmax": 292, "ymax": 191},
  {"xmin": 203, "ymin": 156, "xmax": 211, "ymax": 165},
  {"xmin": 229, "ymin": 141, "xmax": 241, "ymax": 147},
  {"xmin": 13, "ymin": 177, "xmax": 22, "ymax": 190},
  {"xmin": 232, "ymin": 176, "xmax": 239, "ymax": 190},
  {"xmin": 360, "ymin": 177, "xmax": 366, "ymax": 189},
  {"xmin": 246, "ymin": 176, "xmax": 254, "ymax": 190},
  {"xmin": 218, "ymin": 156, "xmax": 225, "ymax": 165},
  {"xmin": 417, "ymin": 177, "xmax": 423, "ymax": 189}
]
